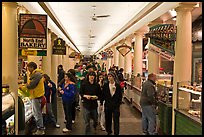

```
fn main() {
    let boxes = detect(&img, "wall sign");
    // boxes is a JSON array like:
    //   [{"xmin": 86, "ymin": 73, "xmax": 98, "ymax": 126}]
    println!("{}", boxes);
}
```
[
  {"xmin": 145, "ymin": 24, "xmax": 176, "ymax": 55},
  {"xmin": 52, "ymin": 38, "xmax": 66, "ymax": 55},
  {"xmin": 19, "ymin": 14, "xmax": 47, "ymax": 49}
]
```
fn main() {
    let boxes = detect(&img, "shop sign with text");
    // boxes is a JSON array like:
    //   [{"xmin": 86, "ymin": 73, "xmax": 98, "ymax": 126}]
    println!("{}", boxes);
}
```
[
  {"xmin": 19, "ymin": 49, "xmax": 47, "ymax": 56},
  {"xmin": 52, "ymin": 38, "xmax": 66, "ymax": 55},
  {"xmin": 19, "ymin": 14, "xmax": 47, "ymax": 49},
  {"xmin": 145, "ymin": 24, "xmax": 176, "ymax": 55}
]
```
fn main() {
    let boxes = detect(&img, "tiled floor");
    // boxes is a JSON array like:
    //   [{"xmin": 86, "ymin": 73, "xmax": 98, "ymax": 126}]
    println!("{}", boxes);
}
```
[{"xmin": 45, "ymin": 97, "xmax": 143, "ymax": 135}]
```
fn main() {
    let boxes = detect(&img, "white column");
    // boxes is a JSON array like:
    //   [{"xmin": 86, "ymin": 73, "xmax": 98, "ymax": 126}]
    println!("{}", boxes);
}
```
[
  {"xmin": 133, "ymin": 32, "xmax": 143, "ymax": 76},
  {"xmin": 42, "ymin": 29, "xmax": 52, "ymax": 76},
  {"xmin": 51, "ymin": 33, "xmax": 58, "ymax": 85},
  {"xmin": 68, "ymin": 48, "xmax": 75, "ymax": 70},
  {"xmin": 2, "ymin": 2, "xmax": 19, "ymax": 134},
  {"xmin": 119, "ymin": 52, "xmax": 124, "ymax": 69},
  {"xmin": 63, "ymin": 45, "xmax": 69, "ymax": 71},
  {"xmin": 124, "ymin": 37, "xmax": 133, "ymax": 74},
  {"xmin": 114, "ymin": 44, "xmax": 119, "ymax": 66},
  {"xmin": 172, "ymin": 3, "xmax": 196, "ymax": 135}
]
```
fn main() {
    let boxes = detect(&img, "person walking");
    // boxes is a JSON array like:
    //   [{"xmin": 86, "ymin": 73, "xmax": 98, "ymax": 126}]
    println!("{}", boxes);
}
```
[
  {"xmin": 57, "ymin": 65, "xmax": 65, "ymax": 97},
  {"xmin": 139, "ymin": 73, "xmax": 158, "ymax": 135},
  {"xmin": 80, "ymin": 71, "xmax": 101, "ymax": 135},
  {"xmin": 97, "ymin": 73, "xmax": 106, "ymax": 131},
  {"xmin": 59, "ymin": 72, "xmax": 76, "ymax": 133},
  {"xmin": 100, "ymin": 71, "xmax": 122, "ymax": 135},
  {"xmin": 42, "ymin": 74, "xmax": 60, "ymax": 128},
  {"xmin": 19, "ymin": 62, "xmax": 45, "ymax": 135}
]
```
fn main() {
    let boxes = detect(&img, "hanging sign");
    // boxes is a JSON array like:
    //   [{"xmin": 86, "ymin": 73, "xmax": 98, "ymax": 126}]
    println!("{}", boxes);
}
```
[
  {"xmin": 105, "ymin": 49, "xmax": 113, "ymax": 58},
  {"xmin": 99, "ymin": 51, "xmax": 107, "ymax": 60},
  {"xmin": 19, "ymin": 14, "xmax": 47, "ymax": 49},
  {"xmin": 52, "ymin": 38, "xmax": 66, "ymax": 55},
  {"xmin": 19, "ymin": 49, "xmax": 47, "ymax": 56},
  {"xmin": 145, "ymin": 24, "xmax": 176, "ymax": 55},
  {"xmin": 116, "ymin": 43, "xmax": 131, "ymax": 57}
]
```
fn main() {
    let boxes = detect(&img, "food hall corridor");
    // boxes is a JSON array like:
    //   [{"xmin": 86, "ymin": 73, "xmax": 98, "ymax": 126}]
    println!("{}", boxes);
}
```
[{"xmin": 45, "ymin": 97, "xmax": 143, "ymax": 135}]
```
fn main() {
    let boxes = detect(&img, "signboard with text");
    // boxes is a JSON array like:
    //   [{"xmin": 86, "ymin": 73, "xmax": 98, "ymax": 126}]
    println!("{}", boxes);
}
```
[
  {"xmin": 19, "ymin": 14, "xmax": 47, "ymax": 49},
  {"xmin": 145, "ymin": 24, "xmax": 176, "ymax": 55},
  {"xmin": 52, "ymin": 38, "xmax": 66, "ymax": 55}
]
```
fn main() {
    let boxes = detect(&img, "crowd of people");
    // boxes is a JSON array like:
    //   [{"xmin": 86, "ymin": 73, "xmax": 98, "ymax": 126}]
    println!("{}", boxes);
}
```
[{"xmin": 19, "ymin": 61, "xmax": 158, "ymax": 135}]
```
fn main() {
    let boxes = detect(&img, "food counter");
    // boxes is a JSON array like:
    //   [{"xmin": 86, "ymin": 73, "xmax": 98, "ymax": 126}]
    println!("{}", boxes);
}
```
[{"xmin": 174, "ymin": 81, "xmax": 202, "ymax": 135}]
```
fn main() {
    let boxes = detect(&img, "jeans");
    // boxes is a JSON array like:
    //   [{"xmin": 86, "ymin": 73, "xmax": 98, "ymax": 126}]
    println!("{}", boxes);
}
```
[
  {"xmin": 141, "ymin": 105, "xmax": 157, "ymax": 135},
  {"xmin": 97, "ymin": 101, "xmax": 105, "ymax": 127},
  {"xmin": 83, "ymin": 107, "xmax": 98, "ymax": 135},
  {"xmin": 63, "ymin": 101, "xmax": 73, "ymax": 130},
  {"xmin": 105, "ymin": 107, "xmax": 120, "ymax": 135},
  {"xmin": 32, "ymin": 98, "xmax": 44, "ymax": 130}
]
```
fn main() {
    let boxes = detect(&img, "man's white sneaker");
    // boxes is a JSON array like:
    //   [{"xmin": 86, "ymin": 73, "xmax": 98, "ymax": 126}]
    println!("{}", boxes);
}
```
[
  {"xmin": 62, "ymin": 128, "xmax": 71, "ymax": 133},
  {"xmin": 101, "ymin": 126, "xmax": 106, "ymax": 131},
  {"xmin": 72, "ymin": 120, "xmax": 75, "ymax": 124},
  {"xmin": 55, "ymin": 124, "xmax": 60, "ymax": 128},
  {"xmin": 32, "ymin": 129, "xmax": 45, "ymax": 135}
]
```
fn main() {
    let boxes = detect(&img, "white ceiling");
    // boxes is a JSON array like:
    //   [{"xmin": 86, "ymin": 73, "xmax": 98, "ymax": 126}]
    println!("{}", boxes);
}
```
[
  {"xmin": 17, "ymin": 2, "xmax": 202, "ymax": 56},
  {"xmin": 46, "ymin": 2, "xmax": 150, "ymax": 55}
]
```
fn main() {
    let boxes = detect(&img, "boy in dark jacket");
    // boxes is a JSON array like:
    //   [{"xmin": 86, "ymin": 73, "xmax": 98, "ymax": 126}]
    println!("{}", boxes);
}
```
[{"xmin": 100, "ymin": 71, "xmax": 122, "ymax": 135}]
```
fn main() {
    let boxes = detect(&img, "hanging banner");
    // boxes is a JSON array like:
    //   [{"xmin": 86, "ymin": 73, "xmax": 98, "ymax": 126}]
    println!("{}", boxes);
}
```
[
  {"xmin": 52, "ymin": 38, "xmax": 66, "ymax": 55},
  {"xmin": 19, "ymin": 14, "xmax": 47, "ymax": 49},
  {"xmin": 145, "ymin": 24, "xmax": 176, "ymax": 55}
]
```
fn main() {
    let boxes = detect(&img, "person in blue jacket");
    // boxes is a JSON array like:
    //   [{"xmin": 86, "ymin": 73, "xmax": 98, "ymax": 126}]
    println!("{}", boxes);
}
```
[{"xmin": 59, "ymin": 72, "xmax": 76, "ymax": 133}]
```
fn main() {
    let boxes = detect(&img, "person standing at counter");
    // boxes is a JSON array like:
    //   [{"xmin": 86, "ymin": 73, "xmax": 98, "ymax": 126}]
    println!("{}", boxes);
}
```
[
  {"xmin": 139, "ymin": 73, "xmax": 158, "ymax": 135},
  {"xmin": 19, "ymin": 61, "xmax": 45, "ymax": 135}
]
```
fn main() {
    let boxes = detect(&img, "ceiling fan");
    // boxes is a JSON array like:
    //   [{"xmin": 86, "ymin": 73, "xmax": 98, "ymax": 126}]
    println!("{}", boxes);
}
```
[{"xmin": 91, "ymin": 14, "xmax": 110, "ymax": 21}]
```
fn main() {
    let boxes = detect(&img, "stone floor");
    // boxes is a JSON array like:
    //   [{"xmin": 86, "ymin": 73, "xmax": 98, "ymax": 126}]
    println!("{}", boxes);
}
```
[{"xmin": 45, "ymin": 97, "xmax": 144, "ymax": 135}]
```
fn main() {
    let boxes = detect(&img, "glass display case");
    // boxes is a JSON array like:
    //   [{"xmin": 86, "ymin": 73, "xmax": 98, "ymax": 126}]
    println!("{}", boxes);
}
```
[
  {"xmin": 174, "ymin": 81, "xmax": 202, "ymax": 135},
  {"xmin": 2, "ymin": 85, "xmax": 15, "ymax": 135},
  {"xmin": 156, "ymin": 83, "xmax": 173, "ymax": 135},
  {"xmin": 18, "ymin": 89, "xmax": 33, "ymax": 134},
  {"xmin": 156, "ymin": 83, "xmax": 173, "ymax": 104},
  {"xmin": 177, "ymin": 81, "xmax": 202, "ymax": 120}
]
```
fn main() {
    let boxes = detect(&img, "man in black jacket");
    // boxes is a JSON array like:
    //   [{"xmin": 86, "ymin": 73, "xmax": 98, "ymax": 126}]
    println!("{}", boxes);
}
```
[
  {"xmin": 100, "ymin": 71, "xmax": 122, "ymax": 135},
  {"xmin": 139, "ymin": 73, "xmax": 157, "ymax": 135}
]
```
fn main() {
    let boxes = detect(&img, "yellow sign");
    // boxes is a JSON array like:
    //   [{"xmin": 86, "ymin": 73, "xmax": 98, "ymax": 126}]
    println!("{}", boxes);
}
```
[{"xmin": 22, "ymin": 49, "xmax": 37, "ymax": 56}]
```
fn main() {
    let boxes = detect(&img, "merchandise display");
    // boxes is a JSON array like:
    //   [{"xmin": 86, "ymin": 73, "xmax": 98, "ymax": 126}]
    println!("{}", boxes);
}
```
[
  {"xmin": 18, "ymin": 90, "xmax": 33, "ymax": 123},
  {"xmin": 2, "ymin": 85, "xmax": 15, "ymax": 135},
  {"xmin": 177, "ymin": 81, "xmax": 202, "ymax": 119}
]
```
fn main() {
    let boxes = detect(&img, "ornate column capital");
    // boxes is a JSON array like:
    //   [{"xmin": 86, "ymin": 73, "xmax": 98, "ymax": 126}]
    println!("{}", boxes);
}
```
[
  {"xmin": 175, "ymin": 2, "xmax": 197, "ymax": 12},
  {"xmin": 119, "ymin": 39, "xmax": 126, "ymax": 45}
]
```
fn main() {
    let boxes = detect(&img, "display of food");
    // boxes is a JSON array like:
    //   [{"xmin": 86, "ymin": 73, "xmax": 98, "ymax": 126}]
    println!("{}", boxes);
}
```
[
  {"xmin": 188, "ymin": 110, "xmax": 200, "ymax": 117},
  {"xmin": 180, "ymin": 84, "xmax": 202, "ymax": 92}
]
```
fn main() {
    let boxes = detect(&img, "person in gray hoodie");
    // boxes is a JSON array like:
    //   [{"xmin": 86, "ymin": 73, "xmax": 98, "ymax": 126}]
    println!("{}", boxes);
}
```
[{"xmin": 139, "ymin": 73, "xmax": 157, "ymax": 135}]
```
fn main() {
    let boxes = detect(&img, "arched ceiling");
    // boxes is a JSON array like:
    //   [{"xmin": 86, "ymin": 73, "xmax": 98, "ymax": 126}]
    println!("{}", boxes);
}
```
[{"xmin": 17, "ymin": 2, "xmax": 202, "ymax": 56}]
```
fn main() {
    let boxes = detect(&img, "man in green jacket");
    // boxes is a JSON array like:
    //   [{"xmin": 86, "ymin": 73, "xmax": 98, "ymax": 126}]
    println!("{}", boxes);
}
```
[{"xmin": 19, "ymin": 62, "xmax": 45, "ymax": 135}]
